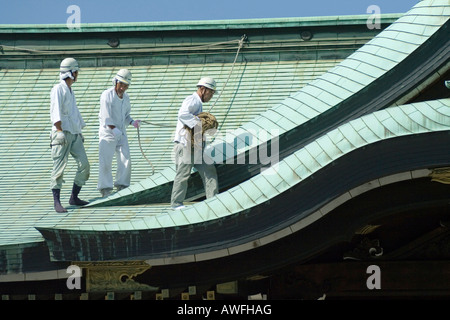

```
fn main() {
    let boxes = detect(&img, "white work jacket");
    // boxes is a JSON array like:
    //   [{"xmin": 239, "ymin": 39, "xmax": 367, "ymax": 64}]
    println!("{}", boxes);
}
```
[
  {"xmin": 50, "ymin": 80, "xmax": 85, "ymax": 134},
  {"xmin": 174, "ymin": 92, "xmax": 202, "ymax": 146},
  {"xmin": 98, "ymin": 87, "xmax": 134, "ymax": 136}
]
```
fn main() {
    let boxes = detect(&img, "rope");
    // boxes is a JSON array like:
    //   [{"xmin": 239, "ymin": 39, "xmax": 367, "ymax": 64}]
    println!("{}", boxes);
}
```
[
  {"xmin": 208, "ymin": 34, "xmax": 247, "ymax": 112},
  {"xmin": 136, "ymin": 119, "xmax": 176, "ymax": 175},
  {"xmin": 136, "ymin": 118, "xmax": 179, "ymax": 175},
  {"xmin": 136, "ymin": 124, "xmax": 156, "ymax": 176},
  {"xmin": 140, "ymin": 120, "xmax": 172, "ymax": 127},
  {"xmin": 0, "ymin": 38, "xmax": 245, "ymax": 56}
]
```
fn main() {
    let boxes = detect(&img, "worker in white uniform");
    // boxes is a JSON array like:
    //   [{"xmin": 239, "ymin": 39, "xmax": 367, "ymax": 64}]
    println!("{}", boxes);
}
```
[
  {"xmin": 50, "ymin": 57, "xmax": 90, "ymax": 213},
  {"xmin": 97, "ymin": 69, "xmax": 141, "ymax": 197},
  {"xmin": 170, "ymin": 77, "xmax": 219, "ymax": 209}
]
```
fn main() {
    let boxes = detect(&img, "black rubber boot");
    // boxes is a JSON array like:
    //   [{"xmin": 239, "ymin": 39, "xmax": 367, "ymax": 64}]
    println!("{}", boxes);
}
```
[
  {"xmin": 52, "ymin": 189, "xmax": 68, "ymax": 213},
  {"xmin": 69, "ymin": 183, "xmax": 89, "ymax": 206}
]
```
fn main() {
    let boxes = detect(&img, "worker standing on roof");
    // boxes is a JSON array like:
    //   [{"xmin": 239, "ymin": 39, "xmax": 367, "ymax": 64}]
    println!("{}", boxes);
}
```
[
  {"xmin": 97, "ymin": 69, "xmax": 141, "ymax": 198},
  {"xmin": 170, "ymin": 77, "xmax": 219, "ymax": 209},
  {"xmin": 50, "ymin": 57, "xmax": 90, "ymax": 213}
]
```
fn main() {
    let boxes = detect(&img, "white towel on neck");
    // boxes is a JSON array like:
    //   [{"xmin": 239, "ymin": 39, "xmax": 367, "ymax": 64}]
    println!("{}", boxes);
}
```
[{"xmin": 60, "ymin": 71, "xmax": 74, "ymax": 81}]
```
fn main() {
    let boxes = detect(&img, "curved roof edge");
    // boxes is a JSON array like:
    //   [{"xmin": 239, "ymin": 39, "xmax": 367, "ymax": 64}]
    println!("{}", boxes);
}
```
[{"xmin": 144, "ymin": 168, "xmax": 443, "ymax": 266}]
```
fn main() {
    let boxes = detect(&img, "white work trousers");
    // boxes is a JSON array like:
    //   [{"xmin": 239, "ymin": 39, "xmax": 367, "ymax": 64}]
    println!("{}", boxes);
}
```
[
  {"xmin": 50, "ymin": 131, "xmax": 90, "ymax": 190},
  {"xmin": 170, "ymin": 142, "xmax": 218, "ymax": 207},
  {"xmin": 97, "ymin": 129, "xmax": 131, "ymax": 191}
]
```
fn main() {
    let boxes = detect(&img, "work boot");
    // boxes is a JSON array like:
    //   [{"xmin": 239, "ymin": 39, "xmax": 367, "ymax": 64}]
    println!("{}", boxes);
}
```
[
  {"xmin": 69, "ymin": 183, "xmax": 89, "ymax": 206},
  {"xmin": 52, "ymin": 189, "xmax": 68, "ymax": 213},
  {"xmin": 116, "ymin": 185, "xmax": 127, "ymax": 192},
  {"xmin": 100, "ymin": 188, "xmax": 113, "ymax": 198}
]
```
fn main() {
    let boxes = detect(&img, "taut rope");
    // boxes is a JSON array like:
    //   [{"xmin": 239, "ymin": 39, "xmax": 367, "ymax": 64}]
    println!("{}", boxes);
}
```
[{"xmin": 208, "ymin": 34, "xmax": 247, "ymax": 113}]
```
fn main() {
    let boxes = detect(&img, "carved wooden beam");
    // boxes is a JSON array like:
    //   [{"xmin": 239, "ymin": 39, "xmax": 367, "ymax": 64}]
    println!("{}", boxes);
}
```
[{"xmin": 74, "ymin": 260, "xmax": 158, "ymax": 292}]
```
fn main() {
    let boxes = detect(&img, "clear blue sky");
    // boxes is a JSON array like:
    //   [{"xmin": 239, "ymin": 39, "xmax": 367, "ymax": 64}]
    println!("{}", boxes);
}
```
[{"xmin": 1, "ymin": 0, "xmax": 420, "ymax": 24}]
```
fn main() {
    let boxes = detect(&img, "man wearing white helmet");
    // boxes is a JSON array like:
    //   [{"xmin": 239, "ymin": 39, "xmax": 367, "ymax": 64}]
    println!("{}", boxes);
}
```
[
  {"xmin": 50, "ymin": 57, "xmax": 90, "ymax": 213},
  {"xmin": 170, "ymin": 77, "xmax": 219, "ymax": 209},
  {"xmin": 97, "ymin": 69, "xmax": 141, "ymax": 197}
]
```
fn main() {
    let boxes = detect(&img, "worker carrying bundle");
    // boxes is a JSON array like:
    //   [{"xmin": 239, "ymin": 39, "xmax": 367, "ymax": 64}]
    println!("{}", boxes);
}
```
[{"xmin": 171, "ymin": 77, "xmax": 220, "ymax": 210}]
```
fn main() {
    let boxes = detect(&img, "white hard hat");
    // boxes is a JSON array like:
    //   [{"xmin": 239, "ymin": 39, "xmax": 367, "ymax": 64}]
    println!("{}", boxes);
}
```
[
  {"xmin": 60, "ymin": 58, "xmax": 80, "ymax": 72},
  {"xmin": 197, "ymin": 77, "xmax": 217, "ymax": 91},
  {"xmin": 114, "ymin": 69, "xmax": 132, "ymax": 85}
]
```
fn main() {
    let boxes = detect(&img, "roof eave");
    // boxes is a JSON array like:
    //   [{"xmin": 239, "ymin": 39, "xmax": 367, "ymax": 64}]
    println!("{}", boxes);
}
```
[{"xmin": 0, "ymin": 13, "xmax": 402, "ymax": 34}]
